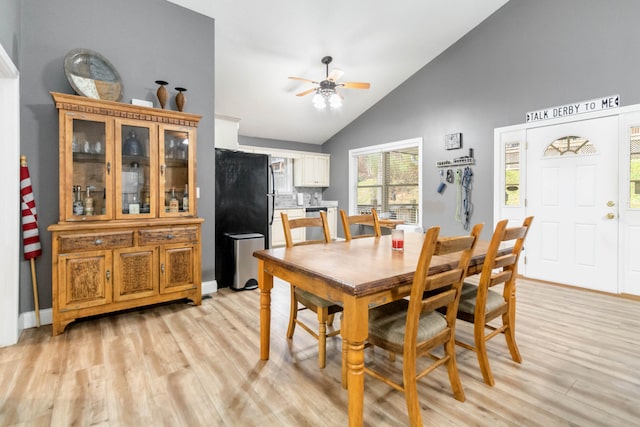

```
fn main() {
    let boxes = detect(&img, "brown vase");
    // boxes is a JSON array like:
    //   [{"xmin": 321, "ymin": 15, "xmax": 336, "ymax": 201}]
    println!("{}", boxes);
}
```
[
  {"xmin": 155, "ymin": 80, "xmax": 168, "ymax": 109},
  {"xmin": 175, "ymin": 87, "xmax": 187, "ymax": 112}
]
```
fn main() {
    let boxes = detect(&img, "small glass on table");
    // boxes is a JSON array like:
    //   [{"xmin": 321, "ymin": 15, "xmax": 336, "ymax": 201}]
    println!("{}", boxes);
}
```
[{"xmin": 391, "ymin": 228, "xmax": 404, "ymax": 251}]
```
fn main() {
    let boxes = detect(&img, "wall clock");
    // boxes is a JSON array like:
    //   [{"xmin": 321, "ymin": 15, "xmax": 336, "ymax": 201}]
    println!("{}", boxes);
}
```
[{"xmin": 445, "ymin": 132, "xmax": 462, "ymax": 150}]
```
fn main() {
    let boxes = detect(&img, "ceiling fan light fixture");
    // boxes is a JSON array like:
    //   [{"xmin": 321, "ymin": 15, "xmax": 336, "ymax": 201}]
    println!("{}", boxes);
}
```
[
  {"xmin": 290, "ymin": 55, "xmax": 369, "ymax": 110},
  {"xmin": 329, "ymin": 92, "xmax": 342, "ymax": 109},
  {"xmin": 313, "ymin": 92, "xmax": 327, "ymax": 109}
]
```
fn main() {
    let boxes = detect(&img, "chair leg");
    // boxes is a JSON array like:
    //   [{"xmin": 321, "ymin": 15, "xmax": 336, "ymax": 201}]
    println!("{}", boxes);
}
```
[
  {"xmin": 503, "ymin": 296, "xmax": 522, "ymax": 363},
  {"xmin": 444, "ymin": 338, "xmax": 465, "ymax": 401},
  {"xmin": 317, "ymin": 307, "xmax": 328, "ymax": 369},
  {"xmin": 474, "ymin": 321, "xmax": 495, "ymax": 387},
  {"xmin": 286, "ymin": 286, "xmax": 297, "ymax": 339},
  {"xmin": 402, "ymin": 352, "xmax": 422, "ymax": 427},
  {"xmin": 328, "ymin": 313, "xmax": 335, "ymax": 327}
]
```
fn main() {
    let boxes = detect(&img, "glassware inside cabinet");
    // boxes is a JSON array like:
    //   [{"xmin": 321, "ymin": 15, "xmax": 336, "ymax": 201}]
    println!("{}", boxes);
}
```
[
  {"xmin": 71, "ymin": 118, "xmax": 107, "ymax": 219},
  {"xmin": 162, "ymin": 128, "xmax": 190, "ymax": 214},
  {"xmin": 120, "ymin": 125, "xmax": 151, "ymax": 215}
]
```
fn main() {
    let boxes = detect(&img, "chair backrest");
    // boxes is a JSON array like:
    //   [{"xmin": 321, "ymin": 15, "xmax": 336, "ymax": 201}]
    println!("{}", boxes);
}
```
[
  {"xmin": 339, "ymin": 208, "xmax": 382, "ymax": 241},
  {"xmin": 478, "ymin": 216, "xmax": 534, "ymax": 295},
  {"xmin": 404, "ymin": 223, "xmax": 483, "ymax": 354},
  {"xmin": 281, "ymin": 211, "xmax": 331, "ymax": 248}
]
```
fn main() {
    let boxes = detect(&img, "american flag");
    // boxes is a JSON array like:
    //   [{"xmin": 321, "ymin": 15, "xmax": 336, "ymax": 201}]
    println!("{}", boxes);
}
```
[{"xmin": 20, "ymin": 157, "xmax": 42, "ymax": 260}]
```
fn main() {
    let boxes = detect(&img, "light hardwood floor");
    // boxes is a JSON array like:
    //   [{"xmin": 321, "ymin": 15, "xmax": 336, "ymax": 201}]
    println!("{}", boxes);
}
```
[{"xmin": 1, "ymin": 278, "xmax": 639, "ymax": 426}]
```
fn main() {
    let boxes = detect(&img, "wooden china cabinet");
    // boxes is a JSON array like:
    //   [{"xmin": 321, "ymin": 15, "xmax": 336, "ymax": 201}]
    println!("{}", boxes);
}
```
[{"xmin": 48, "ymin": 92, "xmax": 203, "ymax": 335}]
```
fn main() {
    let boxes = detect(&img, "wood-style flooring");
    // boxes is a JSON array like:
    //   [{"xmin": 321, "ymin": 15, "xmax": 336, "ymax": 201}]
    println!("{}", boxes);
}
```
[{"xmin": 1, "ymin": 278, "xmax": 639, "ymax": 426}]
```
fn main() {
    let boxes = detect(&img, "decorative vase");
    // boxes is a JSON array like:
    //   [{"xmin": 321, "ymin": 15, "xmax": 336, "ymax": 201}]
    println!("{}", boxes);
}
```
[
  {"xmin": 175, "ymin": 87, "xmax": 187, "ymax": 112},
  {"xmin": 155, "ymin": 80, "xmax": 168, "ymax": 109},
  {"xmin": 123, "ymin": 130, "xmax": 144, "ymax": 156}
]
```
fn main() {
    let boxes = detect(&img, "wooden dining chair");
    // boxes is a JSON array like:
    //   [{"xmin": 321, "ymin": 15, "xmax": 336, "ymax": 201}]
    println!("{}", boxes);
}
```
[
  {"xmin": 455, "ymin": 216, "xmax": 534, "ymax": 386},
  {"xmin": 339, "ymin": 208, "xmax": 382, "ymax": 241},
  {"xmin": 364, "ymin": 223, "xmax": 483, "ymax": 426},
  {"xmin": 281, "ymin": 210, "xmax": 343, "ymax": 369}
]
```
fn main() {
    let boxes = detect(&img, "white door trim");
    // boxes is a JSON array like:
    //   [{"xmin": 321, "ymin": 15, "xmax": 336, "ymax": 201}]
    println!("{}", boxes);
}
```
[
  {"xmin": 495, "ymin": 102, "xmax": 640, "ymax": 296},
  {"xmin": 0, "ymin": 43, "xmax": 21, "ymax": 347}
]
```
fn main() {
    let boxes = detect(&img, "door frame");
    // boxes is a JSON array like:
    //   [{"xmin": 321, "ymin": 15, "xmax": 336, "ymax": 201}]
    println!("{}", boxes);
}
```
[
  {"xmin": 0, "ymin": 43, "xmax": 21, "ymax": 347},
  {"xmin": 494, "ymin": 103, "xmax": 640, "ymax": 296}
]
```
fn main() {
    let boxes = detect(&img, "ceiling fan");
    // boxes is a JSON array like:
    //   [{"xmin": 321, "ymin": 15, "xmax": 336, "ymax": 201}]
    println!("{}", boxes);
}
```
[{"xmin": 288, "ymin": 56, "xmax": 370, "ymax": 108}]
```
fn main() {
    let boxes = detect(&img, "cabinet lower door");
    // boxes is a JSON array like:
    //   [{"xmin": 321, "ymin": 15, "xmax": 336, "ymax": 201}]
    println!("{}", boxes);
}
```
[
  {"xmin": 271, "ymin": 214, "xmax": 285, "ymax": 247},
  {"xmin": 160, "ymin": 243, "xmax": 197, "ymax": 294},
  {"xmin": 58, "ymin": 250, "xmax": 113, "ymax": 310},
  {"xmin": 113, "ymin": 246, "xmax": 159, "ymax": 301}
]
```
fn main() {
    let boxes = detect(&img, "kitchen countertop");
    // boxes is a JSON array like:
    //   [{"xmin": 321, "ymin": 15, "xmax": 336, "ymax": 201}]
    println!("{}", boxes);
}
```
[{"xmin": 275, "ymin": 200, "xmax": 339, "ymax": 209}]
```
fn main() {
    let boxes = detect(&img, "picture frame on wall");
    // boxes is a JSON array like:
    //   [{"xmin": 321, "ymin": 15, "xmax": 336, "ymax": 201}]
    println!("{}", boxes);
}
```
[{"xmin": 445, "ymin": 132, "xmax": 462, "ymax": 150}]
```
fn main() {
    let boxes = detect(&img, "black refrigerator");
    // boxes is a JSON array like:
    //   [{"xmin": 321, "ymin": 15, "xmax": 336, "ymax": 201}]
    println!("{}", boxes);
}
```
[{"xmin": 215, "ymin": 148, "xmax": 274, "ymax": 288}]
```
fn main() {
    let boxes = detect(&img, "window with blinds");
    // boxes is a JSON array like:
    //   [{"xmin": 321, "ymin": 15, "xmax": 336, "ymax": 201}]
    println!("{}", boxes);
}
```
[{"xmin": 350, "ymin": 138, "xmax": 421, "ymax": 225}]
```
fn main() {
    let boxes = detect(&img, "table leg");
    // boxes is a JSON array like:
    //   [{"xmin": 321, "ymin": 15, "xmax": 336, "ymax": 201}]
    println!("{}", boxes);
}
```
[
  {"xmin": 258, "ymin": 260, "xmax": 273, "ymax": 360},
  {"xmin": 343, "ymin": 296, "xmax": 368, "ymax": 427}
]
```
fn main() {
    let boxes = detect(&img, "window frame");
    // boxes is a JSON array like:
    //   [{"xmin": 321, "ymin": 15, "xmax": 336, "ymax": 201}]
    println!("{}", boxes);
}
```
[{"xmin": 348, "ymin": 137, "xmax": 423, "ymax": 227}]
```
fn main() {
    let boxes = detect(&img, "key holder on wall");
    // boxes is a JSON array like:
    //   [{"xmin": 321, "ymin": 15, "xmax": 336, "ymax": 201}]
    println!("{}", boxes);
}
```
[
  {"xmin": 436, "ymin": 147, "xmax": 475, "ymax": 168},
  {"xmin": 434, "ymin": 147, "xmax": 475, "ymax": 228}
]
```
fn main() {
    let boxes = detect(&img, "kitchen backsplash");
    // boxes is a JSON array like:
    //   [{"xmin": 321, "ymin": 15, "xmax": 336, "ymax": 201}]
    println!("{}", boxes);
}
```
[{"xmin": 275, "ymin": 187, "xmax": 325, "ymax": 207}]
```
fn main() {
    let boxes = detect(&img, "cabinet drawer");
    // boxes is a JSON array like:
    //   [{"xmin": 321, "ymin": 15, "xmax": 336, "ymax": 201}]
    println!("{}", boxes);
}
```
[
  {"xmin": 138, "ymin": 226, "xmax": 198, "ymax": 245},
  {"xmin": 58, "ymin": 231, "xmax": 133, "ymax": 252}
]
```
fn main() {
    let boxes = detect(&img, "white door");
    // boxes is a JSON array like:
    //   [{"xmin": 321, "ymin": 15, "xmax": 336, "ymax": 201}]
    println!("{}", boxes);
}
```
[
  {"xmin": 619, "ymin": 112, "xmax": 640, "ymax": 295},
  {"xmin": 526, "ymin": 116, "xmax": 619, "ymax": 292}
]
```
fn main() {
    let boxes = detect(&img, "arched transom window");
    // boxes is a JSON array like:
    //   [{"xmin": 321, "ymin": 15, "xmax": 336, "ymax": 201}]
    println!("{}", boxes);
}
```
[{"xmin": 543, "ymin": 135, "xmax": 596, "ymax": 157}]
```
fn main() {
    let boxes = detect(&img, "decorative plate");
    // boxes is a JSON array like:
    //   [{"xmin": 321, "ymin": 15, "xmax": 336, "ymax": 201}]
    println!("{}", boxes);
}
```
[{"xmin": 64, "ymin": 48, "xmax": 123, "ymax": 101}]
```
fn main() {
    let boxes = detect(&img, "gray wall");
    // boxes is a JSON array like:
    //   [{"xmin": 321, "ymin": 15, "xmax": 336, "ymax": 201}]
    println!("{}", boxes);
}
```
[
  {"xmin": 239, "ymin": 135, "xmax": 323, "ymax": 153},
  {"xmin": 322, "ymin": 0, "xmax": 640, "ymax": 239},
  {"xmin": 19, "ymin": 0, "xmax": 215, "ymax": 312},
  {"xmin": 0, "ymin": 0, "xmax": 20, "ymax": 63}
]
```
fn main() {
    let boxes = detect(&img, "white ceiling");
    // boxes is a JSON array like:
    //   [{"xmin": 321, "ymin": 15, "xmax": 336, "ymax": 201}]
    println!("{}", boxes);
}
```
[{"xmin": 167, "ymin": 0, "xmax": 508, "ymax": 145}]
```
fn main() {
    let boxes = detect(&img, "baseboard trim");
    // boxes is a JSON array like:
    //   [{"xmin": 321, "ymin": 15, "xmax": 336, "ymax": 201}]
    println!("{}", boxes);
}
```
[
  {"xmin": 20, "ymin": 308, "xmax": 53, "ymax": 329},
  {"xmin": 18, "ymin": 281, "xmax": 218, "ymax": 331},
  {"xmin": 202, "ymin": 280, "xmax": 217, "ymax": 295}
]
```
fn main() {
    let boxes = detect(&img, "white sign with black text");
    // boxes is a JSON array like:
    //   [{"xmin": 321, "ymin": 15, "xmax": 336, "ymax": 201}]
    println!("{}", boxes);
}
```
[{"xmin": 526, "ymin": 95, "xmax": 620, "ymax": 123}]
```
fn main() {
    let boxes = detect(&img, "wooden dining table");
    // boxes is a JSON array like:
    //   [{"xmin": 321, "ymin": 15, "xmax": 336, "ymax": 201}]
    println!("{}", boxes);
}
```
[{"xmin": 253, "ymin": 232, "xmax": 498, "ymax": 426}]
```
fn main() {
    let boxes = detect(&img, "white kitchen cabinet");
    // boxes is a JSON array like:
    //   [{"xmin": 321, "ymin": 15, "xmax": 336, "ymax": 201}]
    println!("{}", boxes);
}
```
[
  {"xmin": 294, "ymin": 154, "xmax": 330, "ymax": 187},
  {"xmin": 272, "ymin": 208, "xmax": 305, "ymax": 247},
  {"xmin": 327, "ymin": 207, "xmax": 337, "ymax": 240},
  {"xmin": 214, "ymin": 115, "xmax": 240, "ymax": 150}
]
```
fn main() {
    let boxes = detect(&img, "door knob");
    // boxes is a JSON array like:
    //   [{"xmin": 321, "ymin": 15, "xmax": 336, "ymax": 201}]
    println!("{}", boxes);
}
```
[
  {"xmin": 607, "ymin": 213, "xmax": 615, "ymax": 219},
  {"xmin": 607, "ymin": 201, "xmax": 615, "ymax": 207}
]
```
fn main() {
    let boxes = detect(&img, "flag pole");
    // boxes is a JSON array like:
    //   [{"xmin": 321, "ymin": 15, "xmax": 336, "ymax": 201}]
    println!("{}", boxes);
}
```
[
  {"xmin": 30, "ymin": 257, "xmax": 40, "ymax": 327},
  {"xmin": 20, "ymin": 155, "xmax": 41, "ymax": 328}
]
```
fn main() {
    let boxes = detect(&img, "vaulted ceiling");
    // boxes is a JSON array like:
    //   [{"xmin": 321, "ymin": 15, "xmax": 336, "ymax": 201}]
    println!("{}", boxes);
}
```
[{"xmin": 167, "ymin": 0, "xmax": 509, "ymax": 144}]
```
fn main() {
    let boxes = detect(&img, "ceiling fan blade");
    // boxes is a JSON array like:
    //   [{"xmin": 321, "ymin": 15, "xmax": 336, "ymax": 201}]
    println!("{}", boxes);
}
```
[
  {"xmin": 327, "ymin": 68, "xmax": 344, "ymax": 82},
  {"xmin": 295, "ymin": 87, "xmax": 317, "ymax": 97},
  {"xmin": 289, "ymin": 76, "xmax": 318, "ymax": 84},
  {"xmin": 340, "ymin": 82, "xmax": 371, "ymax": 89}
]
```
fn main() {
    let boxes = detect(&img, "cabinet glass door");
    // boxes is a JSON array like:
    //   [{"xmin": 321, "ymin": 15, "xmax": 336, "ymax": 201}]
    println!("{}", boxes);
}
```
[
  {"xmin": 159, "ymin": 125, "xmax": 195, "ymax": 217},
  {"xmin": 115, "ymin": 120, "xmax": 157, "ymax": 219},
  {"xmin": 66, "ymin": 113, "xmax": 111, "ymax": 221}
]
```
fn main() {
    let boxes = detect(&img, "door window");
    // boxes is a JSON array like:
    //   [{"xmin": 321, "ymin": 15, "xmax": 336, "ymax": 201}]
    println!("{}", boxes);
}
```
[
  {"xmin": 504, "ymin": 142, "xmax": 520, "ymax": 206},
  {"xmin": 543, "ymin": 136, "xmax": 596, "ymax": 157},
  {"xmin": 630, "ymin": 127, "xmax": 640, "ymax": 208}
]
